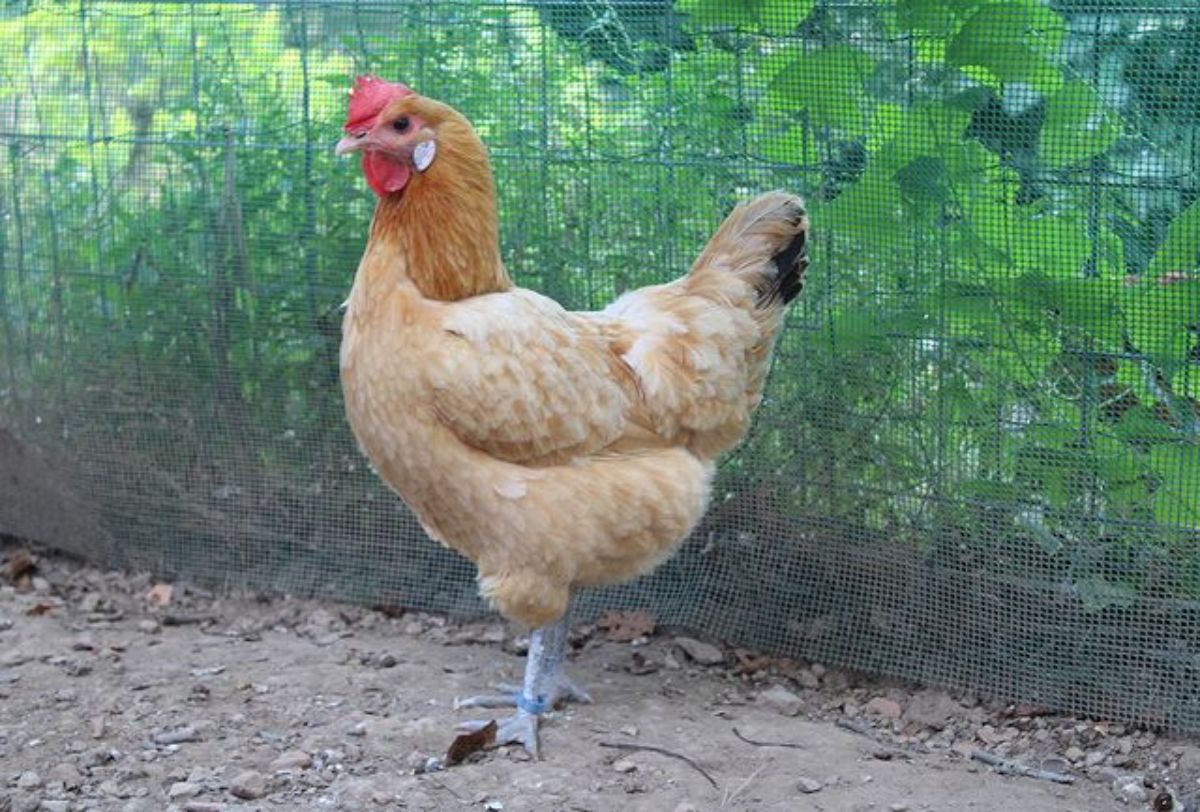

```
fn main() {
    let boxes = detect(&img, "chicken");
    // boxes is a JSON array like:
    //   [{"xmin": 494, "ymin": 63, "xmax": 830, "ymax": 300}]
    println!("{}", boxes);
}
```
[{"xmin": 335, "ymin": 76, "xmax": 809, "ymax": 756}]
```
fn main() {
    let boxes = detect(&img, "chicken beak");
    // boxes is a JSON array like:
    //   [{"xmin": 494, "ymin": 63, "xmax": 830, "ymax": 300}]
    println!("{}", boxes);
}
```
[{"xmin": 335, "ymin": 132, "xmax": 370, "ymax": 156}]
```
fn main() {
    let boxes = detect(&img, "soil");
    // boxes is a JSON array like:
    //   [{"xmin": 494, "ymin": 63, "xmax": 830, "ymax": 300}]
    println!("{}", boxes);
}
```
[{"xmin": 0, "ymin": 542, "xmax": 1191, "ymax": 812}]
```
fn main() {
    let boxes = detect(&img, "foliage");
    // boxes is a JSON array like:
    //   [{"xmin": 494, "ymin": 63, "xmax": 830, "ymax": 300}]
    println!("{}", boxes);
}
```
[{"xmin": 0, "ymin": 0, "xmax": 1197, "ymax": 613}]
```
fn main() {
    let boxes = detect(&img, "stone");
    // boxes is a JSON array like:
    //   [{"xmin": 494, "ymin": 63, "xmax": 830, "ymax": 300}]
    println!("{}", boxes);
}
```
[
  {"xmin": 796, "ymin": 669, "xmax": 821, "ymax": 690},
  {"xmin": 229, "ymin": 770, "xmax": 268, "ymax": 800},
  {"xmin": 903, "ymin": 689, "xmax": 960, "ymax": 730},
  {"xmin": 167, "ymin": 782, "xmax": 200, "ymax": 799},
  {"xmin": 797, "ymin": 777, "xmax": 822, "ymax": 794},
  {"xmin": 269, "ymin": 750, "xmax": 312, "ymax": 771},
  {"xmin": 1117, "ymin": 780, "xmax": 1147, "ymax": 803},
  {"xmin": 612, "ymin": 757, "xmax": 638, "ymax": 773},
  {"xmin": 46, "ymin": 764, "xmax": 82, "ymax": 791},
  {"xmin": 15, "ymin": 772, "xmax": 42, "ymax": 791},
  {"xmin": 866, "ymin": 697, "xmax": 903, "ymax": 720},
  {"xmin": 757, "ymin": 685, "xmax": 803, "ymax": 717},
  {"xmin": 673, "ymin": 637, "xmax": 724, "ymax": 666}
]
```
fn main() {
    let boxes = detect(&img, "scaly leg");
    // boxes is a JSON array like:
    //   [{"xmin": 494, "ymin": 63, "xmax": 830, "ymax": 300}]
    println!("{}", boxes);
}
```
[{"xmin": 455, "ymin": 603, "xmax": 590, "ymax": 757}]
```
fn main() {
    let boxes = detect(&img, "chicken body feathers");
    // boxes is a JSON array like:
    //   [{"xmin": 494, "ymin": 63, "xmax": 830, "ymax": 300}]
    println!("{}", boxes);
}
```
[{"xmin": 341, "ymin": 191, "xmax": 808, "ymax": 627}]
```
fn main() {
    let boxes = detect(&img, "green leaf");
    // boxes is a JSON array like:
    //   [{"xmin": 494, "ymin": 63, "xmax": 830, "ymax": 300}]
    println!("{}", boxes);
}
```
[
  {"xmin": 1039, "ymin": 82, "xmax": 1121, "ymax": 168},
  {"xmin": 1120, "ymin": 280, "xmax": 1200, "ymax": 367},
  {"xmin": 897, "ymin": 0, "xmax": 982, "ymax": 37},
  {"xmin": 1149, "ymin": 444, "xmax": 1200, "ymax": 527},
  {"xmin": 946, "ymin": 3, "xmax": 1065, "ymax": 92},
  {"xmin": 678, "ymin": 0, "xmax": 813, "ymax": 34},
  {"xmin": 1148, "ymin": 199, "xmax": 1200, "ymax": 277},
  {"xmin": 766, "ymin": 45, "xmax": 876, "ymax": 133}
]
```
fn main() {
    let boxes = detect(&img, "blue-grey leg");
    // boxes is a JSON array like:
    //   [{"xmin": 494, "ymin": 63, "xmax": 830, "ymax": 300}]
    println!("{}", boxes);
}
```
[{"xmin": 455, "ymin": 603, "xmax": 591, "ymax": 757}]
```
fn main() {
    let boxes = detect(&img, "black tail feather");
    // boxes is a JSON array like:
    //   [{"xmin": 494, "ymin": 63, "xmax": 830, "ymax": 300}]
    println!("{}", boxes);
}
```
[{"xmin": 758, "ymin": 211, "xmax": 809, "ymax": 307}]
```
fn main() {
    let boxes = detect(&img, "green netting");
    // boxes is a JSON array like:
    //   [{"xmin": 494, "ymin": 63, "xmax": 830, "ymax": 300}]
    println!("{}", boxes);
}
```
[{"xmin": 2, "ymin": 0, "xmax": 1199, "ymax": 730}]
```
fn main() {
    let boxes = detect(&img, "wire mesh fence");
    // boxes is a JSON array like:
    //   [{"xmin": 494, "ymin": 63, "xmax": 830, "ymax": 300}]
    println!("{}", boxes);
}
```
[{"xmin": 1, "ymin": 0, "xmax": 1198, "ymax": 730}]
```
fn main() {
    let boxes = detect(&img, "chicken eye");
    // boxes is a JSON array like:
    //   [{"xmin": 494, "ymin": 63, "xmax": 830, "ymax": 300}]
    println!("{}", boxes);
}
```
[{"xmin": 393, "ymin": 116, "xmax": 411, "ymax": 133}]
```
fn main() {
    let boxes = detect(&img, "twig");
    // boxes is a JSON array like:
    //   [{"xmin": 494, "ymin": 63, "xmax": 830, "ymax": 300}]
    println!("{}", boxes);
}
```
[
  {"xmin": 732, "ymin": 726, "xmax": 806, "ymax": 749},
  {"xmin": 971, "ymin": 749, "xmax": 1075, "ymax": 785},
  {"xmin": 722, "ymin": 762, "xmax": 768, "ymax": 808},
  {"xmin": 598, "ymin": 742, "xmax": 718, "ymax": 789}
]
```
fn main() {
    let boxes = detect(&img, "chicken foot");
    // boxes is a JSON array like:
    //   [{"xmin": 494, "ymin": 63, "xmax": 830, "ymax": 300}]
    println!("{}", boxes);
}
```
[{"xmin": 455, "ymin": 605, "xmax": 590, "ymax": 757}]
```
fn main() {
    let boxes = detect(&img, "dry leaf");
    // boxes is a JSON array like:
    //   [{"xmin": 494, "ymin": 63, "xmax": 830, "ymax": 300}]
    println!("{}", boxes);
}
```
[
  {"xmin": 444, "ymin": 720, "xmax": 497, "ymax": 766},
  {"xmin": 26, "ymin": 600, "xmax": 58, "ymax": 616},
  {"xmin": 145, "ymin": 583, "xmax": 174, "ymax": 608},
  {"xmin": 596, "ymin": 609, "xmax": 656, "ymax": 642},
  {"xmin": 2, "ymin": 548, "xmax": 36, "ymax": 584}
]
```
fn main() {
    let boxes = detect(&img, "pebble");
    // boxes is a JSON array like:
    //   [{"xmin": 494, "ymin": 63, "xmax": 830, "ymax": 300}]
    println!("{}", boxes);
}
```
[
  {"xmin": 183, "ymin": 803, "xmax": 223, "ymax": 812},
  {"xmin": 46, "ymin": 763, "xmax": 82, "ymax": 790},
  {"xmin": 673, "ymin": 637, "xmax": 724, "ymax": 666},
  {"xmin": 270, "ymin": 750, "xmax": 313, "ymax": 771},
  {"xmin": 167, "ymin": 782, "xmax": 201, "ymax": 799},
  {"xmin": 903, "ymin": 689, "xmax": 959, "ymax": 730},
  {"xmin": 153, "ymin": 725, "xmax": 199, "ymax": 745},
  {"xmin": 612, "ymin": 757, "xmax": 638, "ymax": 774},
  {"xmin": 40, "ymin": 801, "xmax": 69, "ymax": 812},
  {"xmin": 890, "ymin": 805, "xmax": 911, "ymax": 812},
  {"xmin": 230, "ymin": 770, "xmax": 268, "ymax": 800},
  {"xmin": 757, "ymin": 685, "xmax": 803, "ymax": 717},
  {"xmin": 672, "ymin": 804, "xmax": 699, "ymax": 812},
  {"xmin": 866, "ymin": 697, "xmax": 902, "ymax": 720},
  {"xmin": 135, "ymin": 620, "xmax": 159, "ymax": 634},
  {"xmin": 1117, "ymin": 780, "xmax": 1148, "ymax": 803},
  {"xmin": 16, "ymin": 772, "xmax": 42, "ymax": 790},
  {"xmin": 1065, "ymin": 746, "xmax": 1085, "ymax": 762},
  {"xmin": 797, "ymin": 777, "xmax": 822, "ymax": 793},
  {"xmin": 796, "ymin": 669, "xmax": 821, "ymax": 690}
]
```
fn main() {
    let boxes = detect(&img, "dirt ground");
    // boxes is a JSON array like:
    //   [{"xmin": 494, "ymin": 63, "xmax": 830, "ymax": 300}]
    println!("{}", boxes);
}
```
[{"xmin": 0, "ymin": 543, "xmax": 1192, "ymax": 812}]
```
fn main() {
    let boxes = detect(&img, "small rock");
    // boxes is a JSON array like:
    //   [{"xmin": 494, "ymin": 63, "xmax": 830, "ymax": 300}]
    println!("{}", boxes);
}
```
[
  {"xmin": 270, "ymin": 750, "xmax": 312, "ymax": 771},
  {"xmin": 1117, "ymin": 780, "xmax": 1148, "ymax": 803},
  {"xmin": 154, "ymin": 726, "xmax": 199, "ymax": 745},
  {"xmin": 757, "ymin": 685, "xmax": 803, "ymax": 717},
  {"xmin": 796, "ymin": 669, "xmax": 821, "ymax": 690},
  {"xmin": 39, "ymin": 801, "xmax": 68, "ymax": 812},
  {"xmin": 866, "ymin": 697, "xmax": 903, "ymax": 720},
  {"xmin": 90, "ymin": 717, "xmax": 107, "ymax": 739},
  {"xmin": 483, "ymin": 801, "xmax": 504, "ymax": 812},
  {"xmin": 377, "ymin": 653, "xmax": 398, "ymax": 668},
  {"xmin": 16, "ymin": 772, "xmax": 42, "ymax": 790},
  {"xmin": 672, "ymin": 804, "xmax": 699, "ymax": 812},
  {"xmin": 46, "ymin": 763, "xmax": 83, "ymax": 791},
  {"xmin": 183, "ymin": 803, "xmax": 223, "ymax": 812},
  {"xmin": 620, "ymin": 726, "xmax": 639, "ymax": 738},
  {"xmin": 889, "ymin": 805, "xmax": 910, "ymax": 812},
  {"xmin": 673, "ymin": 637, "xmax": 724, "ymax": 666},
  {"xmin": 229, "ymin": 770, "xmax": 268, "ymax": 800},
  {"xmin": 168, "ymin": 782, "xmax": 201, "ymax": 799},
  {"xmin": 903, "ymin": 689, "xmax": 960, "ymax": 731},
  {"xmin": 612, "ymin": 757, "xmax": 638, "ymax": 774},
  {"xmin": 1065, "ymin": 746, "xmax": 1086, "ymax": 762},
  {"xmin": 1084, "ymin": 749, "xmax": 1107, "ymax": 768},
  {"xmin": 797, "ymin": 777, "xmax": 822, "ymax": 794},
  {"xmin": 136, "ymin": 620, "xmax": 159, "ymax": 634}
]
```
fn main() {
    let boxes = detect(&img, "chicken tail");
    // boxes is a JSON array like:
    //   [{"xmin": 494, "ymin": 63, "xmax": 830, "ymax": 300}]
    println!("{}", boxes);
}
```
[{"xmin": 688, "ymin": 191, "xmax": 810, "ymax": 312}]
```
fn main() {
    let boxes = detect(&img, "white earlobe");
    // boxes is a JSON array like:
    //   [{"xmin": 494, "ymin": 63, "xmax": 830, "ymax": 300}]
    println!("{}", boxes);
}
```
[{"xmin": 413, "ymin": 140, "xmax": 436, "ymax": 172}]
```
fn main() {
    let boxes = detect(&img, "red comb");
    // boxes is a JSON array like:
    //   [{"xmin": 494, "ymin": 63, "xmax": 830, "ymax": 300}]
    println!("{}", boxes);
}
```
[{"xmin": 345, "ymin": 75, "xmax": 413, "ymax": 132}]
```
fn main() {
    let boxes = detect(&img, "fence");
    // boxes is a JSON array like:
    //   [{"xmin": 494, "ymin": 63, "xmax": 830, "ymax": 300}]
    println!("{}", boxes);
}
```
[{"xmin": 2, "ymin": 0, "xmax": 1198, "ymax": 730}]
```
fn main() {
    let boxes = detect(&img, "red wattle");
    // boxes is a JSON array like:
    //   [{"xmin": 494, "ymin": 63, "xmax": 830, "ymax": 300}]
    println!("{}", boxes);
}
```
[{"xmin": 362, "ymin": 152, "xmax": 412, "ymax": 197}]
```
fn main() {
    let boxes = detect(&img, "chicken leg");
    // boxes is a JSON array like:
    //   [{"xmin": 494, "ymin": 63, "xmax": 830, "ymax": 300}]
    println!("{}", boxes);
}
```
[{"xmin": 455, "ymin": 603, "xmax": 590, "ymax": 757}]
